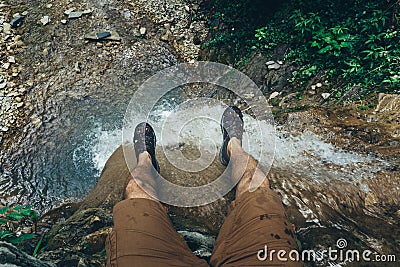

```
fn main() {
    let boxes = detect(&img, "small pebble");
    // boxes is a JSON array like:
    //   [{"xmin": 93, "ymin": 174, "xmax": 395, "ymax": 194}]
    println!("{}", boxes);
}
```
[
  {"xmin": 40, "ymin": 16, "xmax": 50, "ymax": 26},
  {"xmin": 322, "ymin": 93, "xmax": 331, "ymax": 100},
  {"xmin": 68, "ymin": 11, "xmax": 83, "ymax": 19},
  {"xmin": 2, "ymin": 63, "xmax": 10, "ymax": 70},
  {"xmin": 3, "ymin": 23, "xmax": 11, "ymax": 34},
  {"xmin": 269, "ymin": 91, "xmax": 280, "ymax": 100},
  {"xmin": 64, "ymin": 8, "xmax": 75, "ymax": 16},
  {"xmin": 8, "ymin": 56, "xmax": 15, "ymax": 63}
]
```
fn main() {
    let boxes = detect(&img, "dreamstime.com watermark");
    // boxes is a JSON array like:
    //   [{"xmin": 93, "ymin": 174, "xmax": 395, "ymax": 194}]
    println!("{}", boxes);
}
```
[{"xmin": 257, "ymin": 238, "xmax": 397, "ymax": 263}]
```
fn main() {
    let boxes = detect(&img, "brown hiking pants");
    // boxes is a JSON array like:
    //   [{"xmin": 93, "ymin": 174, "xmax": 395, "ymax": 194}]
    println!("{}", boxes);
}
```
[{"xmin": 106, "ymin": 187, "xmax": 302, "ymax": 266}]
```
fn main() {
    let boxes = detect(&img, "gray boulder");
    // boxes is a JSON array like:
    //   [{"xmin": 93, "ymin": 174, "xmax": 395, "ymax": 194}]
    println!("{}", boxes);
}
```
[{"xmin": 0, "ymin": 241, "xmax": 55, "ymax": 267}]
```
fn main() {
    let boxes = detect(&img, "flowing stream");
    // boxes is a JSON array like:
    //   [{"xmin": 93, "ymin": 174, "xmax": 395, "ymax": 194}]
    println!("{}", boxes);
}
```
[{"xmin": 0, "ymin": 82, "xmax": 398, "ymax": 265}]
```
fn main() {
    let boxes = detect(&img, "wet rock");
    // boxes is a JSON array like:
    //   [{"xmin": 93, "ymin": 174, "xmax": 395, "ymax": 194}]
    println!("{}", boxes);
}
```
[
  {"xmin": 60, "ymin": 19, "xmax": 67, "ymax": 24},
  {"xmin": 68, "ymin": 11, "xmax": 83, "ymax": 19},
  {"xmin": 241, "ymin": 54, "xmax": 293, "ymax": 93},
  {"xmin": 64, "ymin": 8, "xmax": 75, "ymax": 16},
  {"xmin": 267, "ymin": 62, "xmax": 281, "ymax": 70},
  {"xmin": 96, "ymin": 31, "xmax": 111, "ymax": 39},
  {"xmin": 0, "ymin": 241, "xmax": 55, "ymax": 266},
  {"xmin": 84, "ymin": 30, "xmax": 121, "ymax": 41},
  {"xmin": 240, "ymin": 53, "xmax": 269, "ymax": 86},
  {"xmin": 81, "ymin": 227, "xmax": 112, "ymax": 254},
  {"xmin": 39, "ymin": 208, "xmax": 113, "ymax": 265},
  {"xmin": 38, "ymin": 248, "xmax": 93, "ymax": 267},
  {"xmin": 10, "ymin": 16, "xmax": 24, "ymax": 28}
]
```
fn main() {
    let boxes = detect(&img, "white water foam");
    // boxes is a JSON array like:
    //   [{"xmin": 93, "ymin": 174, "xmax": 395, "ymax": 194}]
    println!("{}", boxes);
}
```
[
  {"xmin": 87, "ymin": 102, "xmax": 380, "ymax": 190},
  {"xmin": 90, "ymin": 126, "xmax": 122, "ymax": 174}
]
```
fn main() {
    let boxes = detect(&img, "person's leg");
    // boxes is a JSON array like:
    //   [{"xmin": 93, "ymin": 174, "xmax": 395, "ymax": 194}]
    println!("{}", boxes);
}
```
[
  {"xmin": 106, "ymin": 123, "xmax": 209, "ymax": 267},
  {"xmin": 211, "ymin": 107, "xmax": 302, "ymax": 266}
]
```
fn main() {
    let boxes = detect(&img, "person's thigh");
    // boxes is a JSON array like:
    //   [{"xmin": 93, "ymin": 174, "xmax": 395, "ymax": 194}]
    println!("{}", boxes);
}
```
[
  {"xmin": 106, "ymin": 198, "xmax": 209, "ymax": 267},
  {"xmin": 210, "ymin": 188, "xmax": 303, "ymax": 266}
]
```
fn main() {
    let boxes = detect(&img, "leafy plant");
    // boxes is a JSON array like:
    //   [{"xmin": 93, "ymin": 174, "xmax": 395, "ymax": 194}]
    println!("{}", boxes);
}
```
[
  {"xmin": 203, "ymin": 0, "xmax": 277, "ymax": 64},
  {"xmin": 0, "ymin": 205, "xmax": 38, "ymax": 246},
  {"xmin": 253, "ymin": 0, "xmax": 400, "ymax": 99}
]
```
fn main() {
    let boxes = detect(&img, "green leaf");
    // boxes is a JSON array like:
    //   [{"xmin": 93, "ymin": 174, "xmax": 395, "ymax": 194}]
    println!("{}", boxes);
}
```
[
  {"xmin": 6, "ymin": 212, "xmax": 25, "ymax": 221},
  {"xmin": 323, "ymin": 36, "xmax": 332, "ymax": 43},
  {"xmin": 19, "ymin": 208, "xmax": 38, "ymax": 219},
  {"xmin": 13, "ymin": 205, "xmax": 25, "ymax": 211},
  {"xmin": 318, "ymin": 45, "xmax": 332, "ymax": 54},
  {"xmin": 0, "ymin": 207, "xmax": 9, "ymax": 214},
  {"xmin": 0, "ymin": 218, "xmax": 7, "ymax": 225},
  {"xmin": 33, "ymin": 236, "xmax": 44, "ymax": 257},
  {"xmin": 311, "ymin": 41, "xmax": 319, "ymax": 47},
  {"xmin": 0, "ymin": 230, "xmax": 13, "ymax": 239},
  {"xmin": 8, "ymin": 233, "xmax": 36, "ymax": 245},
  {"xmin": 340, "ymin": 42, "xmax": 352, "ymax": 48}
]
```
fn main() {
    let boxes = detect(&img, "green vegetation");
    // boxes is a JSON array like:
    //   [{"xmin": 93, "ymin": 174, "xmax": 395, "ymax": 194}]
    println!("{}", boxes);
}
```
[
  {"xmin": 203, "ymin": 0, "xmax": 279, "ymax": 63},
  {"xmin": 205, "ymin": 0, "xmax": 400, "ymax": 101},
  {"xmin": 0, "ymin": 205, "xmax": 39, "ymax": 252}
]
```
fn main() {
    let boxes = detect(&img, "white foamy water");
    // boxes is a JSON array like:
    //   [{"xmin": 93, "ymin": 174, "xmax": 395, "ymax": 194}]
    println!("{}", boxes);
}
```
[
  {"xmin": 90, "ymin": 126, "xmax": 123, "ymax": 174},
  {"xmin": 87, "ymin": 101, "xmax": 381, "ymax": 192}
]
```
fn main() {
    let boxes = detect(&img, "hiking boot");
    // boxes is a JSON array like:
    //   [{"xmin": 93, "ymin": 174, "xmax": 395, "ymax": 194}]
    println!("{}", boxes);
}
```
[
  {"xmin": 133, "ymin": 122, "xmax": 160, "ymax": 173},
  {"xmin": 220, "ymin": 106, "xmax": 244, "ymax": 166}
]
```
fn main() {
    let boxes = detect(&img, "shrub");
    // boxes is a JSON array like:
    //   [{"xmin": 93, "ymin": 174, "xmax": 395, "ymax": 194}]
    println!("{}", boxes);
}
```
[
  {"xmin": 254, "ymin": 0, "xmax": 400, "ymax": 99},
  {"xmin": 0, "ymin": 205, "xmax": 38, "ymax": 246}
]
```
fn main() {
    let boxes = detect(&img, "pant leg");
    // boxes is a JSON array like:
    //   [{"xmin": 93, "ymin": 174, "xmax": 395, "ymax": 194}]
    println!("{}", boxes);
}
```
[
  {"xmin": 210, "ymin": 188, "xmax": 303, "ymax": 266},
  {"xmin": 106, "ymin": 198, "xmax": 209, "ymax": 267}
]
